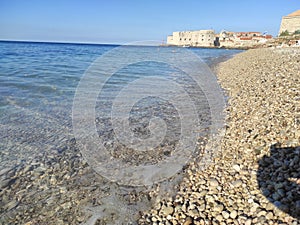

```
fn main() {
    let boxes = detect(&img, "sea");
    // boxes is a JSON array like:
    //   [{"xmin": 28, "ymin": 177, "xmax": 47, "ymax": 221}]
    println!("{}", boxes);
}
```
[
  {"xmin": 0, "ymin": 41, "xmax": 242, "ymax": 168},
  {"xmin": 0, "ymin": 41, "xmax": 242, "ymax": 223}
]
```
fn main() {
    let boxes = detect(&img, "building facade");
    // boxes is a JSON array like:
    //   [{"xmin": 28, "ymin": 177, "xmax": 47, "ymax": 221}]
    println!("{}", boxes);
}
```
[
  {"xmin": 279, "ymin": 10, "xmax": 300, "ymax": 35},
  {"xmin": 166, "ymin": 30, "xmax": 273, "ymax": 48},
  {"xmin": 218, "ymin": 31, "xmax": 272, "ymax": 48},
  {"xmin": 167, "ymin": 30, "xmax": 215, "ymax": 47}
]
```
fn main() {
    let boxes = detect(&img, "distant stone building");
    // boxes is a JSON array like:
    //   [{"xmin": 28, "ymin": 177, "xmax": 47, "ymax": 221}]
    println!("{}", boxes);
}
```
[
  {"xmin": 166, "ymin": 30, "xmax": 273, "ymax": 48},
  {"xmin": 218, "ymin": 31, "xmax": 272, "ymax": 48},
  {"xmin": 279, "ymin": 10, "xmax": 300, "ymax": 35},
  {"xmin": 167, "ymin": 30, "xmax": 215, "ymax": 47}
]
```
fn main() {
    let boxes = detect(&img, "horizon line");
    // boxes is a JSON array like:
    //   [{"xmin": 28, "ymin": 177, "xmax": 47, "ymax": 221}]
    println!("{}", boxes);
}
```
[
  {"xmin": 0, "ymin": 39, "xmax": 121, "ymax": 46},
  {"xmin": 0, "ymin": 39, "xmax": 164, "ymax": 47}
]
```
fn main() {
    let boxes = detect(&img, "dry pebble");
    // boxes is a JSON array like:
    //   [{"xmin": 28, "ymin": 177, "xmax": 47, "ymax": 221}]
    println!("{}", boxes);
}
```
[{"xmin": 139, "ymin": 48, "xmax": 300, "ymax": 224}]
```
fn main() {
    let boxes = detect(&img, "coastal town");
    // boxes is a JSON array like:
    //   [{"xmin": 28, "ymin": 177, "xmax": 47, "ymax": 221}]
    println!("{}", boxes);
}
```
[{"xmin": 166, "ymin": 10, "xmax": 300, "ymax": 49}]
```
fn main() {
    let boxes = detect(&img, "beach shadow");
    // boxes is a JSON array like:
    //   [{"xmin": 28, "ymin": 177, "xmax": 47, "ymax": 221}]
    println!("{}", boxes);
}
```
[{"xmin": 257, "ymin": 143, "xmax": 300, "ymax": 219}]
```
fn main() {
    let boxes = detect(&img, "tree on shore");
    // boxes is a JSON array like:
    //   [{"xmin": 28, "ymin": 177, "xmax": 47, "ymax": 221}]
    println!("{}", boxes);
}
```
[
  {"xmin": 294, "ymin": 30, "xmax": 300, "ymax": 35},
  {"xmin": 280, "ymin": 30, "xmax": 290, "ymax": 36}
]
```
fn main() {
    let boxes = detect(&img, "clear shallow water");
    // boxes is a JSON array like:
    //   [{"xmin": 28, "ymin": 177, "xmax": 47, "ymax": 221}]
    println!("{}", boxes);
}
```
[{"xmin": 0, "ymin": 41, "xmax": 242, "ymax": 168}]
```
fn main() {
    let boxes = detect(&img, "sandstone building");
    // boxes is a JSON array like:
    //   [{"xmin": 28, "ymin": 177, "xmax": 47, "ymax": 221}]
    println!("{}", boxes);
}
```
[
  {"xmin": 167, "ymin": 30, "xmax": 215, "ymax": 47},
  {"xmin": 166, "ymin": 30, "xmax": 273, "ymax": 48},
  {"xmin": 279, "ymin": 10, "xmax": 300, "ymax": 35},
  {"xmin": 218, "ymin": 31, "xmax": 272, "ymax": 48}
]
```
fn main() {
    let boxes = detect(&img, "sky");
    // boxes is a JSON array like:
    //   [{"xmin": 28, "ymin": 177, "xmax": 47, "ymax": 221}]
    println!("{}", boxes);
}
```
[{"xmin": 0, "ymin": 0, "xmax": 299, "ymax": 44}]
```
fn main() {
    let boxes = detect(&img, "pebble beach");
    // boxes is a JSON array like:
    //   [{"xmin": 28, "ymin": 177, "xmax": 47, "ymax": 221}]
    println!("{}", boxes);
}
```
[
  {"xmin": 139, "ymin": 48, "xmax": 300, "ymax": 224},
  {"xmin": 1, "ymin": 47, "xmax": 299, "ymax": 225}
]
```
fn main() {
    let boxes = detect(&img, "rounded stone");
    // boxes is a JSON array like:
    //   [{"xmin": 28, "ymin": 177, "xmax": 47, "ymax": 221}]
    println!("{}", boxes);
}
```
[
  {"xmin": 230, "ymin": 210, "xmax": 238, "ymax": 219},
  {"xmin": 232, "ymin": 180, "xmax": 243, "ymax": 187},
  {"xmin": 216, "ymin": 215, "xmax": 223, "ymax": 222},
  {"xmin": 161, "ymin": 206, "xmax": 174, "ymax": 216},
  {"xmin": 245, "ymin": 219, "xmax": 252, "ymax": 225},
  {"xmin": 222, "ymin": 211, "xmax": 230, "ymax": 219},
  {"xmin": 209, "ymin": 178, "xmax": 219, "ymax": 187},
  {"xmin": 183, "ymin": 217, "xmax": 193, "ymax": 225},
  {"xmin": 232, "ymin": 164, "xmax": 240, "ymax": 172},
  {"xmin": 266, "ymin": 212, "xmax": 273, "ymax": 220},
  {"xmin": 215, "ymin": 204, "xmax": 224, "ymax": 212}
]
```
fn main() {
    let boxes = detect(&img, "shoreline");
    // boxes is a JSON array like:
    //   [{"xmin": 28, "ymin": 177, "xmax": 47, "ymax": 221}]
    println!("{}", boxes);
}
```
[
  {"xmin": 140, "ymin": 48, "xmax": 300, "ymax": 224},
  {"xmin": 1, "ymin": 47, "xmax": 299, "ymax": 224},
  {"xmin": 161, "ymin": 44, "xmax": 272, "ymax": 50}
]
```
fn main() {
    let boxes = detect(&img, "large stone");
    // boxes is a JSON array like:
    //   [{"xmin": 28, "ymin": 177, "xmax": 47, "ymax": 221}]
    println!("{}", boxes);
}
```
[
  {"xmin": 230, "ymin": 210, "xmax": 238, "ymax": 219},
  {"xmin": 232, "ymin": 164, "xmax": 241, "ymax": 172},
  {"xmin": 232, "ymin": 180, "xmax": 243, "ymax": 188},
  {"xmin": 160, "ymin": 206, "xmax": 174, "ymax": 216},
  {"xmin": 209, "ymin": 178, "xmax": 219, "ymax": 187},
  {"xmin": 222, "ymin": 211, "xmax": 230, "ymax": 219}
]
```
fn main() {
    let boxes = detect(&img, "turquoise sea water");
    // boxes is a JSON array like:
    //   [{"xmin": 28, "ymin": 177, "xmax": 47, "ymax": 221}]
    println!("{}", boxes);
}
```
[{"xmin": 0, "ymin": 41, "xmax": 242, "ymax": 168}]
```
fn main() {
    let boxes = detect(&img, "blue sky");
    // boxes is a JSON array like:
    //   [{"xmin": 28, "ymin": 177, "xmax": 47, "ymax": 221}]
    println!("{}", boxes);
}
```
[{"xmin": 0, "ymin": 0, "xmax": 299, "ymax": 44}]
